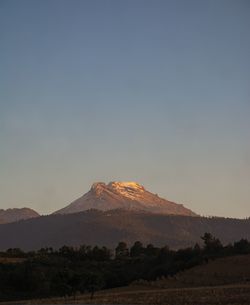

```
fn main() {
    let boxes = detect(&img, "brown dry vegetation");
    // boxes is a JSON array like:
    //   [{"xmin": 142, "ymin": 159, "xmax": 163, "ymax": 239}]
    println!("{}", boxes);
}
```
[
  {"xmin": 146, "ymin": 254, "xmax": 250, "ymax": 288},
  {"xmin": 71, "ymin": 284, "xmax": 250, "ymax": 305},
  {"xmin": 0, "ymin": 257, "xmax": 25, "ymax": 264},
  {"xmin": 7, "ymin": 284, "xmax": 249, "ymax": 305}
]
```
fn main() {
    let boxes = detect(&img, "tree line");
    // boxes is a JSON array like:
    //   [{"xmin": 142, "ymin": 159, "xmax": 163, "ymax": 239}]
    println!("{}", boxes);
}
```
[{"xmin": 0, "ymin": 233, "xmax": 250, "ymax": 301}]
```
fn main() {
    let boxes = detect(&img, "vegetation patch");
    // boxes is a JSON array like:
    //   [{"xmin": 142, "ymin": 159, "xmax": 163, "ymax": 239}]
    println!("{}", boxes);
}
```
[{"xmin": 0, "ymin": 233, "xmax": 250, "ymax": 302}]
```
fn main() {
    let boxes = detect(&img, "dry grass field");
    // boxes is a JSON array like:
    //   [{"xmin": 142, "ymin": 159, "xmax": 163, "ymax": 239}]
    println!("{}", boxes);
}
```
[
  {"xmin": 15, "ymin": 284, "xmax": 250, "ymax": 305},
  {"xmin": 77, "ymin": 284, "xmax": 250, "ymax": 305},
  {"xmin": 146, "ymin": 254, "xmax": 250, "ymax": 289},
  {"xmin": 0, "ymin": 257, "xmax": 25, "ymax": 264}
]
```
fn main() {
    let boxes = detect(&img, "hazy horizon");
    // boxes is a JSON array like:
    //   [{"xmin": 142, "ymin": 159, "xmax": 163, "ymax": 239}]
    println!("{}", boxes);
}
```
[{"xmin": 0, "ymin": 0, "xmax": 249, "ymax": 218}]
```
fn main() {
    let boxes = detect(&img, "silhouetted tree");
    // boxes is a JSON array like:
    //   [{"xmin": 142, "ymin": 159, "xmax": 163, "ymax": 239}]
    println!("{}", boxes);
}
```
[
  {"xmin": 115, "ymin": 242, "xmax": 129, "ymax": 259},
  {"xmin": 130, "ymin": 241, "xmax": 144, "ymax": 257},
  {"xmin": 84, "ymin": 272, "xmax": 105, "ymax": 299},
  {"xmin": 145, "ymin": 244, "xmax": 159, "ymax": 257},
  {"xmin": 1, "ymin": 237, "xmax": 250, "ymax": 301},
  {"xmin": 6, "ymin": 248, "xmax": 24, "ymax": 258},
  {"xmin": 234, "ymin": 239, "xmax": 250, "ymax": 254},
  {"xmin": 201, "ymin": 233, "xmax": 223, "ymax": 254}
]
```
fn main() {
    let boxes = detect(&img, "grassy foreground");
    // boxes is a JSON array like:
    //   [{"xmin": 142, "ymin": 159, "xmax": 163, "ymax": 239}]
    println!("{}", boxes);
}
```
[
  {"xmin": 68, "ymin": 284, "xmax": 250, "ymax": 305},
  {"xmin": 3, "ymin": 283, "xmax": 249, "ymax": 305}
]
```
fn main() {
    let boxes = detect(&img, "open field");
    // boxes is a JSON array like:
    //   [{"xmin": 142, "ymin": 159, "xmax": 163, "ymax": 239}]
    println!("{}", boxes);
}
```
[
  {"xmin": 62, "ymin": 284, "xmax": 250, "ymax": 305},
  {"xmin": 3, "ymin": 283, "xmax": 250, "ymax": 305}
]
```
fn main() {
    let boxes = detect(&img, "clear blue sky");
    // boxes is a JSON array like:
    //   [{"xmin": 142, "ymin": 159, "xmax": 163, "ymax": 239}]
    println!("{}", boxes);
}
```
[{"xmin": 0, "ymin": 0, "xmax": 249, "ymax": 217}]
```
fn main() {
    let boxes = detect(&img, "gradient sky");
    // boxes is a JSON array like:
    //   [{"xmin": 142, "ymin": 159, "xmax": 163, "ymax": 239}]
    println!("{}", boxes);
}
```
[{"xmin": 0, "ymin": 0, "xmax": 249, "ymax": 218}]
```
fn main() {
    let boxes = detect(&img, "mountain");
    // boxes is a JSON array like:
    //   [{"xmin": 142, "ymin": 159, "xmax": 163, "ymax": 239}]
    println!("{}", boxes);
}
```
[
  {"xmin": 55, "ymin": 181, "xmax": 196, "ymax": 216},
  {"xmin": 0, "ymin": 209, "xmax": 249, "ymax": 251},
  {"xmin": 0, "ymin": 208, "xmax": 40, "ymax": 224}
]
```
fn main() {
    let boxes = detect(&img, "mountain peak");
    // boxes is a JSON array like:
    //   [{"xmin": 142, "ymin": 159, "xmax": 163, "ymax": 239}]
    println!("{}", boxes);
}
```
[
  {"xmin": 90, "ymin": 182, "xmax": 106, "ymax": 195},
  {"xmin": 55, "ymin": 181, "xmax": 197, "ymax": 217},
  {"xmin": 90, "ymin": 181, "xmax": 145, "ymax": 197},
  {"xmin": 108, "ymin": 181, "xmax": 145, "ymax": 192}
]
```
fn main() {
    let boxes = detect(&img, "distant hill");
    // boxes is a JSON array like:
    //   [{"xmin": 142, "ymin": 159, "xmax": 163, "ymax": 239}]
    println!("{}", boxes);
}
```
[
  {"xmin": 177, "ymin": 254, "xmax": 250, "ymax": 286},
  {"xmin": 152, "ymin": 255, "xmax": 250, "ymax": 288},
  {"xmin": 0, "ymin": 208, "xmax": 39, "ymax": 224},
  {"xmin": 54, "ymin": 181, "xmax": 196, "ymax": 216},
  {"xmin": 0, "ymin": 209, "xmax": 249, "ymax": 251}
]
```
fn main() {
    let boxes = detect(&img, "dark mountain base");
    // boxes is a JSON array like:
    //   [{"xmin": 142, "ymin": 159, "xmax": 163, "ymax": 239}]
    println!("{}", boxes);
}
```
[{"xmin": 0, "ymin": 209, "xmax": 249, "ymax": 250}]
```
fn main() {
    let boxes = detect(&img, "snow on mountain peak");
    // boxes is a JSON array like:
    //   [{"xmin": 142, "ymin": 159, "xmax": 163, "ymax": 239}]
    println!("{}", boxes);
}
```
[
  {"xmin": 90, "ymin": 181, "xmax": 145, "ymax": 199},
  {"xmin": 90, "ymin": 182, "xmax": 106, "ymax": 195},
  {"xmin": 55, "ymin": 181, "xmax": 197, "ymax": 216},
  {"xmin": 107, "ymin": 181, "xmax": 145, "ymax": 200},
  {"xmin": 108, "ymin": 181, "xmax": 144, "ymax": 191}
]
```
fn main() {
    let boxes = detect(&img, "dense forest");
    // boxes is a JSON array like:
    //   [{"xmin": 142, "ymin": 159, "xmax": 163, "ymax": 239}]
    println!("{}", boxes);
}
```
[{"xmin": 1, "ymin": 233, "xmax": 250, "ymax": 301}]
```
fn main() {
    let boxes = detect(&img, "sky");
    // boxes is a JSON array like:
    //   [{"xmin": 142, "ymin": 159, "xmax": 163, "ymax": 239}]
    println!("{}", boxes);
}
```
[{"xmin": 0, "ymin": 0, "xmax": 249, "ymax": 218}]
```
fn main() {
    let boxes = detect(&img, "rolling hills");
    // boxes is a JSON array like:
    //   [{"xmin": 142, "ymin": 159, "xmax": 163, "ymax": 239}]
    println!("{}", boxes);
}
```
[
  {"xmin": 0, "ymin": 209, "xmax": 249, "ymax": 251},
  {"xmin": 0, "ymin": 208, "xmax": 39, "ymax": 224}
]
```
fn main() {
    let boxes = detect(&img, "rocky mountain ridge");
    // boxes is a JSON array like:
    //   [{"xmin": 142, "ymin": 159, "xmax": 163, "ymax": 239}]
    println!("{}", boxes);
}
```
[
  {"xmin": 55, "ymin": 181, "xmax": 196, "ymax": 216},
  {"xmin": 0, "ymin": 208, "xmax": 40, "ymax": 224}
]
